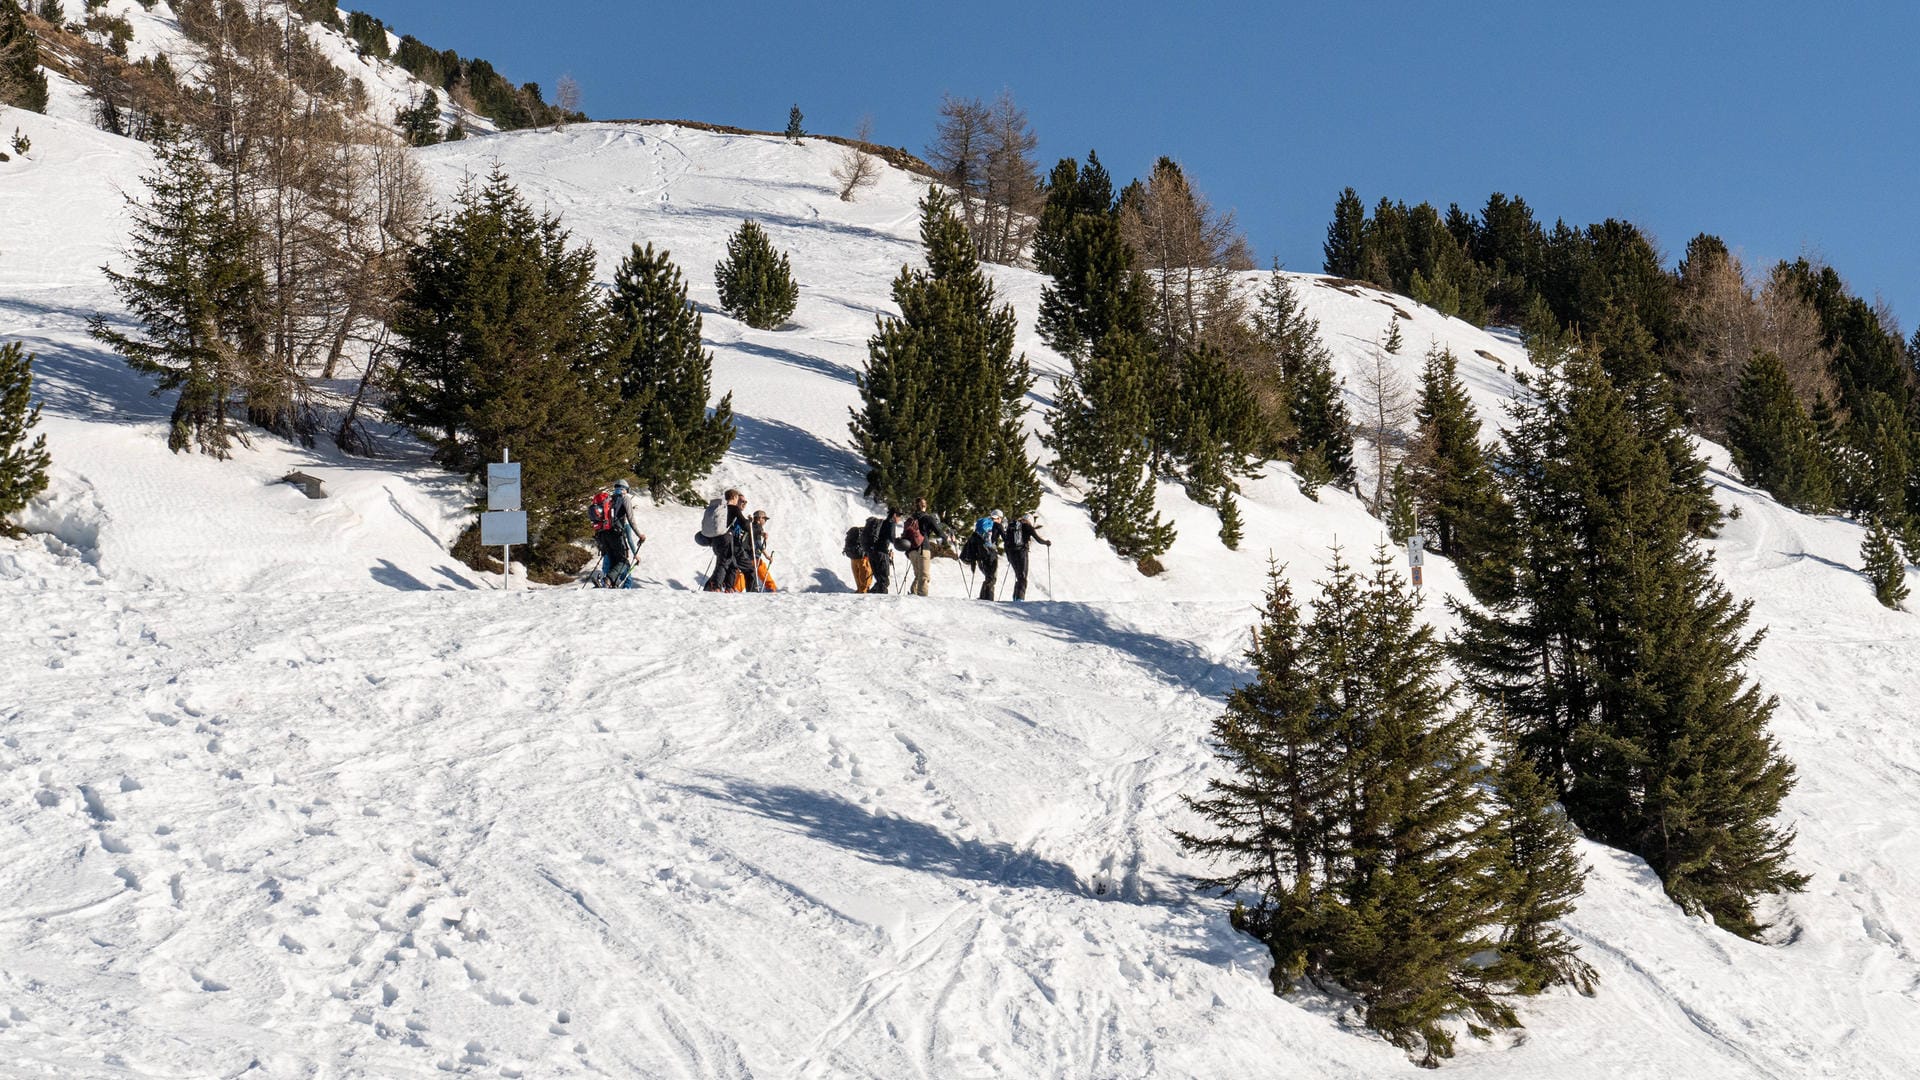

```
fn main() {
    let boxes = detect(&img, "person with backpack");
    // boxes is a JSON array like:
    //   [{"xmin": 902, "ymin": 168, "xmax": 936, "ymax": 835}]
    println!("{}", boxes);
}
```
[
  {"xmin": 906, "ymin": 495, "xmax": 945, "ymax": 597},
  {"xmin": 701, "ymin": 489, "xmax": 748, "ymax": 592},
  {"xmin": 727, "ymin": 493, "xmax": 762, "ymax": 592},
  {"xmin": 751, "ymin": 509, "xmax": 778, "ymax": 592},
  {"xmin": 963, "ymin": 509, "xmax": 1007, "ymax": 600},
  {"xmin": 590, "ymin": 479, "xmax": 647, "ymax": 588},
  {"xmin": 844, "ymin": 518, "xmax": 874, "ymax": 593},
  {"xmin": 1004, "ymin": 511, "xmax": 1051, "ymax": 601},
  {"xmin": 867, "ymin": 509, "xmax": 902, "ymax": 595}
]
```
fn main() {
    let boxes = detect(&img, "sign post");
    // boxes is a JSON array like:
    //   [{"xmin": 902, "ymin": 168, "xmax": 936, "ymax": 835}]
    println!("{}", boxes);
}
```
[
  {"xmin": 481, "ymin": 451, "xmax": 526, "ymax": 590},
  {"xmin": 1407, "ymin": 533, "xmax": 1426, "ymax": 590}
]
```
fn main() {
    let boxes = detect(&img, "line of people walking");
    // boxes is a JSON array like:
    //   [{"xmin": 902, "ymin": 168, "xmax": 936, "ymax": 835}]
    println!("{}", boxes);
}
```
[{"xmin": 588, "ymin": 483, "xmax": 1049, "ymax": 598}]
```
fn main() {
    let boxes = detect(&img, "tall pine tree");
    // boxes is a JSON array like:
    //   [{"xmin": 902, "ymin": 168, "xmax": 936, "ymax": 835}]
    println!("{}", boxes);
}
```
[
  {"xmin": 714, "ymin": 219, "xmax": 799, "ymax": 331},
  {"xmin": 1862, "ymin": 516, "xmax": 1909, "ymax": 610},
  {"xmin": 92, "ymin": 132, "xmax": 265, "ymax": 457},
  {"xmin": 606, "ymin": 243, "xmax": 735, "ymax": 503},
  {"xmin": 1454, "ymin": 352, "xmax": 1805, "ymax": 937},
  {"xmin": 852, "ymin": 189, "xmax": 1039, "ymax": 528},
  {"xmin": 1486, "ymin": 720, "xmax": 1595, "ymax": 996},
  {"xmin": 388, "ymin": 167, "xmax": 633, "ymax": 559},
  {"xmin": 0, "ymin": 0, "xmax": 48, "ymax": 113},
  {"xmin": 1323, "ymin": 187, "xmax": 1365, "ymax": 278},
  {"xmin": 0, "ymin": 340, "xmax": 50, "ymax": 536},
  {"xmin": 1170, "ymin": 343, "xmax": 1263, "ymax": 548}
]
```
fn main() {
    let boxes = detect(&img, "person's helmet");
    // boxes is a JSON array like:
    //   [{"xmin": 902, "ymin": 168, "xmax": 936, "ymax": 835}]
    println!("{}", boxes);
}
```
[{"xmin": 613, "ymin": 478, "xmax": 630, "ymax": 491}]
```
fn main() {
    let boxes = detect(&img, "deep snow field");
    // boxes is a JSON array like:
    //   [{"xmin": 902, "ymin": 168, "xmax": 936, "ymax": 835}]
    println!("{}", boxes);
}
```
[{"xmin": 5, "ymin": 62, "xmax": 1920, "ymax": 1080}]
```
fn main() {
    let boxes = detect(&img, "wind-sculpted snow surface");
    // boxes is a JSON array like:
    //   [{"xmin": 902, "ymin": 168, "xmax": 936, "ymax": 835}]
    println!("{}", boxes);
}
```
[{"xmin": 3, "ymin": 109, "xmax": 1920, "ymax": 1076}]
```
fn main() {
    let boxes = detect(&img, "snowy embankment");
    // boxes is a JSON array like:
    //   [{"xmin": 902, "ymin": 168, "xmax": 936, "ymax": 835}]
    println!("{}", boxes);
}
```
[{"xmin": 4, "ymin": 103, "xmax": 1920, "ymax": 1078}]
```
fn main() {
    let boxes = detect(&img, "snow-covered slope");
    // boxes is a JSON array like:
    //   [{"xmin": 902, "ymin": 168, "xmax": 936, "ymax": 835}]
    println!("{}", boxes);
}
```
[{"xmin": 4, "ymin": 109, "xmax": 1920, "ymax": 1078}]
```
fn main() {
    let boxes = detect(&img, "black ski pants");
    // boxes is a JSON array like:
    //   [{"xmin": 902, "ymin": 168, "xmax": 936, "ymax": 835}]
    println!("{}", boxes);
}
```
[{"xmin": 1007, "ymin": 545, "xmax": 1031, "ymax": 600}]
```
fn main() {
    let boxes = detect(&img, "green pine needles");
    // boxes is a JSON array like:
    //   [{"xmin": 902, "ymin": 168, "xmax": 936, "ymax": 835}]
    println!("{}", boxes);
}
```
[
  {"xmin": 1254, "ymin": 267, "xmax": 1354, "ymax": 497},
  {"xmin": 1181, "ymin": 551, "xmax": 1592, "ymax": 1066},
  {"xmin": 1454, "ymin": 350, "xmax": 1805, "ymax": 938},
  {"xmin": 714, "ymin": 220, "xmax": 799, "ymax": 331},
  {"xmin": 608, "ymin": 243, "xmax": 735, "ymax": 503},
  {"xmin": 0, "ymin": 339, "xmax": 50, "ymax": 535},
  {"xmin": 1862, "ymin": 516, "xmax": 1909, "ymax": 609},
  {"xmin": 851, "ymin": 188, "xmax": 1039, "ymax": 529}
]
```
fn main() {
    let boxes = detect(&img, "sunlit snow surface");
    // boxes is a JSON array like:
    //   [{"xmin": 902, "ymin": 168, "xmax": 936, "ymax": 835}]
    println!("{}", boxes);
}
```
[{"xmin": 3, "ymin": 98, "xmax": 1919, "ymax": 1077}]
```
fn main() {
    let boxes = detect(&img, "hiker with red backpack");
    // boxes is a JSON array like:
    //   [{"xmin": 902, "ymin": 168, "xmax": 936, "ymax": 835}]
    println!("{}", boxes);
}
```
[{"xmin": 589, "ymin": 479, "xmax": 646, "ymax": 588}]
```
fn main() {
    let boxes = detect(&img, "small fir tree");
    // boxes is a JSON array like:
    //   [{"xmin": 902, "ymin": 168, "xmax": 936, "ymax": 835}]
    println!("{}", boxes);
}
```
[
  {"xmin": 606, "ymin": 243, "xmax": 736, "ymax": 503},
  {"xmin": 1385, "ymin": 462, "xmax": 1417, "ymax": 544},
  {"xmin": 1726, "ymin": 350, "xmax": 1833, "ymax": 513},
  {"xmin": 1863, "ymin": 516, "xmax": 1909, "ymax": 609},
  {"xmin": 91, "ymin": 132, "xmax": 265, "ymax": 456},
  {"xmin": 1323, "ymin": 187, "xmax": 1365, "ymax": 278},
  {"xmin": 1170, "ymin": 343, "xmax": 1263, "ymax": 545},
  {"xmin": 1411, "ymin": 343, "xmax": 1516, "ymax": 595},
  {"xmin": 713, "ymin": 219, "xmax": 799, "ymax": 331},
  {"xmin": 1253, "ymin": 267, "xmax": 1354, "ymax": 493},
  {"xmin": 852, "ymin": 189, "xmax": 1039, "ymax": 528},
  {"xmin": 1486, "ymin": 722, "xmax": 1596, "ymax": 995},
  {"xmin": 1048, "ymin": 329, "xmax": 1174, "ymax": 564},
  {"xmin": 397, "ymin": 90, "xmax": 442, "ymax": 146},
  {"xmin": 784, "ymin": 104, "xmax": 803, "ymax": 142},
  {"xmin": 0, "ymin": 340, "xmax": 50, "ymax": 535}
]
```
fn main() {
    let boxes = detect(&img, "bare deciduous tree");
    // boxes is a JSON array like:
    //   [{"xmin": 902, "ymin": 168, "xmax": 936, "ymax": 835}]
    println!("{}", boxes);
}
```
[
  {"xmin": 927, "ymin": 89, "xmax": 1041, "ymax": 264},
  {"xmin": 1118, "ymin": 157, "xmax": 1251, "ymax": 363},
  {"xmin": 554, "ymin": 73, "xmax": 579, "ymax": 130},
  {"xmin": 832, "ymin": 115, "xmax": 880, "ymax": 202},
  {"xmin": 1677, "ymin": 245, "xmax": 1834, "ymax": 436},
  {"xmin": 1358, "ymin": 319, "xmax": 1414, "ymax": 513}
]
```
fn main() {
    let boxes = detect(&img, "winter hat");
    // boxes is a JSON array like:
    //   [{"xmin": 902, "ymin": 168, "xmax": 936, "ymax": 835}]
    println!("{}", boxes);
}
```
[
  {"xmin": 990, "ymin": 509, "xmax": 1005, "ymax": 521},
  {"xmin": 613, "ymin": 478, "xmax": 630, "ymax": 491}
]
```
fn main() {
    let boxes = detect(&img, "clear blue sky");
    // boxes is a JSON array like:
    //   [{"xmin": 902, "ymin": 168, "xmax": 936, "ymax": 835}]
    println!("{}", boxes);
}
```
[{"xmin": 373, "ymin": 0, "xmax": 1920, "ymax": 330}]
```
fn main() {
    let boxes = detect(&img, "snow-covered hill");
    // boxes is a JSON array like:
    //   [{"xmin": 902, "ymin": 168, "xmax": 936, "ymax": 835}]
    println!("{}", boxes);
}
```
[{"xmin": 4, "ymin": 104, "xmax": 1920, "ymax": 1078}]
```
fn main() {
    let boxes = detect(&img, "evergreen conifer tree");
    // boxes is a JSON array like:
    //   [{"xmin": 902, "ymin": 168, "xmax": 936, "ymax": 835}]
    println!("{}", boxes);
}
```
[
  {"xmin": 852, "ymin": 189, "xmax": 1039, "ymax": 528},
  {"xmin": 1253, "ymin": 268, "xmax": 1354, "ymax": 495},
  {"xmin": 1726, "ymin": 350, "xmax": 1833, "ymax": 513},
  {"xmin": 1048, "ymin": 329, "xmax": 1173, "ymax": 565},
  {"xmin": 1863, "ymin": 516, "xmax": 1909, "ymax": 609},
  {"xmin": 91, "ymin": 132, "xmax": 265, "ymax": 457},
  {"xmin": 713, "ymin": 219, "xmax": 799, "ymax": 331},
  {"xmin": 388, "ymin": 168, "xmax": 633, "ymax": 558},
  {"xmin": 1171, "ymin": 343, "xmax": 1263, "ymax": 547},
  {"xmin": 1323, "ymin": 187, "xmax": 1365, "ymax": 278},
  {"xmin": 1454, "ymin": 353, "xmax": 1805, "ymax": 936},
  {"xmin": 1385, "ymin": 463, "xmax": 1417, "ymax": 544},
  {"xmin": 1185, "ymin": 549, "xmax": 1533, "ymax": 1065},
  {"xmin": 1411, "ymin": 343, "xmax": 1516, "ymax": 594},
  {"xmin": 1486, "ymin": 722, "xmax": 1595, "ymax": 995},
  {"xmin": 0, "ymin": 340, "xmax": 50, "ymax": 535},
  {"xmin": 0, "ymin": 0, "xmax": 48, "ymax": 114},
  {"xmin": 784, "ymin": 104, "xmax": 803, "ymax": 142},
  {"xmin": 606, "ymin": 243, "xmax": 735, "ymax": 503},
  {"xmin": 1589, "ymin": 297, "xmax": 1722, "ymax": 534}
]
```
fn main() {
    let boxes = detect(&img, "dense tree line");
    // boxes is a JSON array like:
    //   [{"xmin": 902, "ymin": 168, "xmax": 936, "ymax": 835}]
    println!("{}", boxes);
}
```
[{"xmin": 346, "ymin": 11, "xmax": 583, "ymax": 133}]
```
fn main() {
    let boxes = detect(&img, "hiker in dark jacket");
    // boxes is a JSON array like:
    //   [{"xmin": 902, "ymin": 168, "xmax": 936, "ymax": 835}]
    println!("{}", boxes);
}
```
[
  {"xmin": 729, "ymin": 494, "xmax": 761, "ymax": 592},
  {"xmin": 969, "ymin": 509, "xmax": 1007, "ymax": 600},
  {"xmin": 907, "ymin": 495, "xmax": 946, "ymax": 597},
  {"xmin": 701, "ymin": 489, "xmax": 742, "ymax": 591},
  {"xmin": 1004, "ymin": 511, "xmax": 1051, "ymax": 600},
  {"xmin": 868, "ymin": 509, "xmax": 903, "ymax": 595}
]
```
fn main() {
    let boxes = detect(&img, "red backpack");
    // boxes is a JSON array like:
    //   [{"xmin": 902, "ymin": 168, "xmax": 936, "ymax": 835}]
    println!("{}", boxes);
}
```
[
  {"xmin": 901, "ymin": 517, "xmax": 923, "ymax": 551},
  {"xmin": 588, "ymin": 491, "xmax": 615, "ymax": 532}
]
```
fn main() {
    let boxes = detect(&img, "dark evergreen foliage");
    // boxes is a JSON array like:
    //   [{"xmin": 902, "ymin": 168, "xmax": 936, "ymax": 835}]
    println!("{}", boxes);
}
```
[
  {"xmin": 1454, "ymin": 352, "xmax": 1806, "ymax": 937},
  {"xmin": 1486, "ymin": 723, "xmax": 1596, "ymax": 996},
  {"xmin": 713, "ymin": 219, "xmax": 799, "ymax": 331},
  {"xmin": 784, "ymin": 104, "xmax": 802, "ymax": 141},
  {"xmin": 0, "ymin": 340, "xmax": 50, "ymax": 535},
  {"xmin": 396, "ymin": 90, "xmax": 441, "ymax": 146},
  {"xmin": 1182, "ymin": 550, "xmax": 1535, "ymax": 1066},
  {"xmin": 606, "ymin": 243, "xmax": 735, "ymax": 503},
  {"xmin": 90, "ymin": 133, "xmax": 265, "ymax": 456},
  {"xmin": 1863, "ymin": 516, "xmax": 1909, "ymax": 609},
  {"xmin": 1322, "ymin": 187, "xmax": 1364, "ymax": 279},
  {"xmin": 851, "ymin": 189, "xmax": 1039, "ymax": 531},
  {"xmin": 387, "ymin": 168, "xmax": 632, "ymax": 548},
  {"xmin": 1726, "ymin": 351, "xmax": 1833, "ymax": 513},
  {"xmin": 1253, "ymin": 268, "xmax": 1354, "ymax": 495},
  {"xmin": 343, "ymin": 11, "xmax": 388, "ymax": 58},
  {"xmin": 0, "ymin": 0, "xmax": 49, "ymax": 113},
  {"xmin": 1410, "ymin": 343, "xmax": 1514, "ymax": 594},
  {"xmin": 1170, "ymin": 343, "xmax": 1262, "ymax": 547},
  {"xmin": 388, "ymin": 33, "xmax": 574, "ymax": 131}
]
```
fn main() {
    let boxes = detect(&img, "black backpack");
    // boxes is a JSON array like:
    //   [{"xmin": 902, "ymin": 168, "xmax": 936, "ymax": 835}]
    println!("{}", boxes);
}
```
[
  {"xmin": 861, "ymin": 516, "xmax": 885, "ymax": 555},
  {"xmin": 960, "ymin": 531, "xmax": 984, "ymax": 569},
  {"xmin": 843, "ymin": 526, "xmax": 865, "ymax": 560}
]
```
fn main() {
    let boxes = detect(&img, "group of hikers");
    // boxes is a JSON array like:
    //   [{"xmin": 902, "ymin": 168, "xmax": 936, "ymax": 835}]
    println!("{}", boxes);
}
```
[
  {"xmin": 842, "ymin": 500, "xmax": 1051, "ymax": 600},
  {"xmin": 587, "ymin": 484, "xmax": 1051, "ymax": 599}
]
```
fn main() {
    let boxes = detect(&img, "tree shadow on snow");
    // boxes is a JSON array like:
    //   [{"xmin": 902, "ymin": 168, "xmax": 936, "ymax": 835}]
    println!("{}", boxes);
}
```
[
  {"xmin": 721, "ymin": 338, "xmax": 857, "ymax": 387},
  {"xmin": 728, "ymin": 413, "xmax": 865, "ymax": 486},
  {"xmin": 1000, "ymin": 601, "xmax": 1237, "ymax": 698},
  {"xmin": 687, "ymin": 779, "xmax": 1083, "ymax": 894}
]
